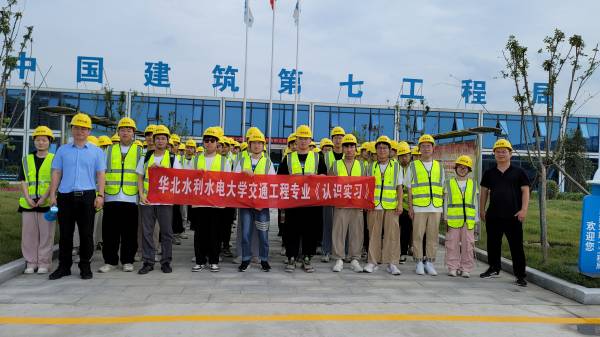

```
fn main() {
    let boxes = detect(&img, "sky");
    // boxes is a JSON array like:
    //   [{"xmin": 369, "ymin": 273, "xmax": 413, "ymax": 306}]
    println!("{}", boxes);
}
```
[{"xmin": 10, "ymin": 0, "xmax": 600, "ymax": 115}]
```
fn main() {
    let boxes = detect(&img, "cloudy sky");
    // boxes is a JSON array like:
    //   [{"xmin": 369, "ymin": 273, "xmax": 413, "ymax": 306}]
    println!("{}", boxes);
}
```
[{"xmin": 11, "ymin": 0, "xmax": 600, "ymax": 115}]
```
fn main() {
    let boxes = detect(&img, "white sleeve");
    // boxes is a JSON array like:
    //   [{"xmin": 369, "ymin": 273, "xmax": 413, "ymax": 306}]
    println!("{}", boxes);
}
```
[
  {"xmin": 136, "ymin": 157, "xmax": 145, "ymax": 175},
  {"xmin": 396, "ymin": 163, "xmax": 403, "ymax": 187},
  {"xmin": 404, "ymin": 166, "xmax": 412, "ymax": 188},
  {"xmin": 172, "ymin": 158, "xmax": 182, "ymax": 169},
  {"xmin": 233, "ymin": 161, "xmax": 242, "ymax": 173}
]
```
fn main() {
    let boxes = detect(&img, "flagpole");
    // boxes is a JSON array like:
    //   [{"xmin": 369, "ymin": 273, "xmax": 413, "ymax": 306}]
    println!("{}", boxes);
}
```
[
  {"xmin": 241, "ymin": 0, "xmax": 250, "ymax": 141},
  {"xmin": 267, "ymin": 1, "xmax": 276, "ymax": 155},
  {"xmin": 293, "ymin": 0, "xmax": 300, "ymax": 131}
]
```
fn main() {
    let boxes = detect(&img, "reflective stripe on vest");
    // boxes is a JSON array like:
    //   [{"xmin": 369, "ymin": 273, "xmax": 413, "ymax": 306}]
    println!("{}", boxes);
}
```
[
  {"xmin": 446, "ymin": 178, "xmax": 477, "ymax": 229},
  {"xmin": 19, "ymin": 153, "xmax": 54, "ymax": 209},
  {"xmin": 239, "ymin": 154, "xmax": 271, "ymax": 175},
  {"xmin": 401, "ymin": 165, "xmax": 409, "ymax": 210},
  {"xmin": 370, "ymin": 160, "xmax": 399, "ymax": 210},
  {"xmin": 143, "ymin": 151, "xmax": 172, "ymax": 194},
  {"xmin": 105, "ymin": 144, "xmax": 141, "ymax": 196},
  {"xmin": 332, "ymin": 159, "xmax": 363, "ymax": 177},
  {"xmin": 287, "ymin": 151, "xmax": 319, "ymax": 175},
  {"xmin": 194, "ymin": 153, "xmax": 226, "ymax": 172},
  {"xmin": 411, "ymin": 160, "xmax": 443, "ymax": 208}
]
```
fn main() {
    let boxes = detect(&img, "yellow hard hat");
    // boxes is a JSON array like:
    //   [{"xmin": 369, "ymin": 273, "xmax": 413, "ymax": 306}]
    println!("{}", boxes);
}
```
[
  {"xmin": 493, "ymin": 138, "xmax": 513, "ymax": 151},
  {"xmin": 71, "ymin": 112, "xmax": 92, "ymax": 129},
  {"xmin": 142, "ymin": 140, "xmax": 147, "ymax": 147},
  {"xmin": 213, "ymin": 126, "xmax": 225, "ymax": 137},
  {"xmin": 246, "ymin": 126, "xmax": 261, "ymax": 138},
  {"xmin": 87, "ymin": 135, "xmax": 99, "ymax": 146},
  {"xmin": 375, "ymin": 135, "xmax": 392, "ymax": 148},
  {"xmin": 287, "ymin": 132, "xmax": 297, "ymax": 143},
  {"xmin": 185, "ymin": 139, "xmax": 197, "ymax": 148},
  {"xmin": 390, "ymin": 140, "xmax": 399, "ymax": 152},
  {"xmin": 319, "ymin": 138, "xmax": 334, "ymax": 148},
  {"xmin": 411, "ymin": 146, "xmax": 421, "ymax": 155},
  {"xmin": 240, "ymin": 142, "xmax": 248, "ymax": 151},
  {"xmin": 153, "ymin": 125, "xmax": 171, "ymax": 138},
  {"xmin": 218, "ymin": 136, "xmax": 226, "ymax": 144},
  {"xmin": 134, "ymin": 140, "xmax": 143, "ymax": 147},
  {"xmin": 248, "ymin": 132, "xmax": 266, "ymax": 143},
  {"xmin": 341, "ymin": 134, "xmax": 357, "ymax": 145},
  {"xmin": 168, "ymin": 139, "xmax": 174, "ymax": 146},
  {"xmin": 178, "ymin": 144, "xmax": 186, "ymax": 150},
  {"xmin": 397, "ymin": 141, "xmax": 411, "ymax": 155},
  {"xmin": 32, "ymin": 126, "xmax": 54, "ymax": 141},
  {"xmin": 171, "ymin": 134, "xmax": 181, "ymax": 144},
  {"xmin": 455, "ymin": 155, "xmax": 473, "ymax": 170},
  {"xmin": 418, "ymin": 134, "xmax": 435, "ymax": 146},
  {"xmin": 233, "ymin": 141, "xmax": 240, "ymax": 148},
  {"xmin": 309, "ymin": 141, "xmax": 316, "ymax": 147},
  {"xmin": 98, "ymin": 135, "xmax": 112, "ymax": 146},
  {"xmin": 144, "ymin": 124, "xmax": 157, "ymax": 135},
  {"xmin": 203, "ymin": 127, "xmax": 220, "ymax": 139},
  {"xmin": 295, "ymin": 125, "xmax": 312, "ymax": 139},
  {"xmin": 111, "ymin": 134, "xmax": 120, "ymax": 142},
  {"xmin": 330, "ymin": 126, "xmax": 346, "ymax": 137},
  {"xmin": 117, "ymin": 117, "xmax": 136, "ymax": 131},
  {"xmin": 368, "ymin": 142, "xmax": 376, "ymax": 154},
  {"xmin": 313, "ymin": 147, "xmax": 321, "ymax": 152},
  {"xmin": 196, "ymin": 146, "xmax": 204, "ymax": 153}
]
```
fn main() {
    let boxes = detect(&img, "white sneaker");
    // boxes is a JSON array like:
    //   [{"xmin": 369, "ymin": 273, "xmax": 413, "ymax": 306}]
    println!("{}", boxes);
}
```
[
  {"xmin": 122, "ymin": 264, "xmax": 134, "ymax": 272},
  {"xmin": 350, "ymin": 259, "xmax": 363, "ymax": 273},
  {"xmin": 209, "ymin": 264, "xmax": 220, "ymax": 272},
  {"xmin": 332, "ymin": 259, "xmax": 343, "ymax": 272},
  {"xmin": 424, "ymin": 261, "xmax": 438, "ymax": 276},
  {"xmin": 24, "ymin": 267, "xmax": 35, "ymax": 274},
  {"xmin": 415, "ymin": 261, "xmax": 425, "ymax": 275},
  {"xmin": 36, "ymin": 267, "xmax": 48, "ymax": 274},
  {"xmin": 98, "ymin": 264, "xmax": 116, "ymax": 273},
  {"xmin": 387, "ymin": 264, "xmax": 402, "ymax": 275},
  {"xmin": 192, "ymin": 264, "xmax": 206, "ymax": 272},
  {"xmin": 363, "ymin": 263, "xmax": 377, "ymax": 273},
  {"xmin": 448, "ymin": 269, "xmax": 457, "ymax": 277},
  {"xmin": 462, "ymin": 271, "xmax": 470, "ymax": 278}
]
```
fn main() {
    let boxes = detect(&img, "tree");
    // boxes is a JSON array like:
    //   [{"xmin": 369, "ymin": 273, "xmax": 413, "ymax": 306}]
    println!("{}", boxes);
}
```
[
  {"xmin": 561, "ymin": 128, "xmax": 594, "ymax": 192},
  {"xmin": 502, "ymin": 29, "xmax": 599, "ymax": 263},
  {"xmin": 0, "ymin": 0, "xmax": 33, "ymax": 145}
]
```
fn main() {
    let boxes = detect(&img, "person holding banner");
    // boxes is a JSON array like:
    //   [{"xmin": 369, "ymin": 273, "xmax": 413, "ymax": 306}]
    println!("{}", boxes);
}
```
[
  {"xmin": 329, "ymin": 134, "xmax": 365, "ymax": 273},
  {"xmin": 136, "ymin": 125, "xmax": 181, "ymax": 275},
  {"xmin": 191, "ymin": 127, "xmax": 230, "ymax": 273},
  {"xmin": 408, "ymin": 134, "xmax": 444, "ymax": 276},
  {"xmin": 443, "ymin": 155, "xmax": 479, "ymax": 278},
  {"xmin": 364, "ymin": 135, "xmax": 403, "ymax": 275},
  {"xmin": 235, "ymin": 131, "xmax": 275, "ymax": 272},
  {"xmin": 277, "ymin": 125, "xmax": 328, "ymax": 273}
]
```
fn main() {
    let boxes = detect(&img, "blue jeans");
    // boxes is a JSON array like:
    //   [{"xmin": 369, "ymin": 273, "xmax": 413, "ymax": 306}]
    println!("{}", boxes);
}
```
[{"xmin": 240, "ymin": 208, "xmax": 270, "ymax": 262}]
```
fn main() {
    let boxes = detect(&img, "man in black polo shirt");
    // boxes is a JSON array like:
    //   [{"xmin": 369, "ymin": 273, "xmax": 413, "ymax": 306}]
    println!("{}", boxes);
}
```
[{"xmin": 479, "ymin": 139, "xmax": 530, "ymax": 287}]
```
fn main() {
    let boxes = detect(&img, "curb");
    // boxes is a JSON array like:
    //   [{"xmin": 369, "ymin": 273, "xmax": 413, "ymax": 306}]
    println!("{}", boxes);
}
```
[
  {"xmin": 439, "ymin": 235, "xmax": 600, "ymax": 305},
  {"xmin": 0, "ymin": 245, "xmax": 59, "ymax": 285}
]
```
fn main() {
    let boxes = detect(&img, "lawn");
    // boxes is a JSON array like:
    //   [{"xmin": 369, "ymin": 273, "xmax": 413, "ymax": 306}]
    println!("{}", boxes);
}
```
[{"xmin": 0, "ymin": 189, "xmax": 24, "ymax": 265}]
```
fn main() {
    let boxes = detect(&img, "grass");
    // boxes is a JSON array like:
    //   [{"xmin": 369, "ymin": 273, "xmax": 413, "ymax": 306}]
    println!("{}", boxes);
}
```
[{"xmin": 0, "ymin": 189, "xmax": 24, "ymax": 265}]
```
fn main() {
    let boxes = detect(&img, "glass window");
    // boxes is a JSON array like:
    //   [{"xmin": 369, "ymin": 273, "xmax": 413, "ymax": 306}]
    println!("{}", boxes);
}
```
[
  {"xmin": 0, "ymin": 135, "xmax": 23, "ymax": 180},
  {"xmin": 3, "ymin": 89, "xmax": 25, "ymax": 129},
  {"xmin": 30, "ymin": 91, "xmax": 61, "ymax": 130},
  {"xmin": 454, "ymin": 118, "xmax": 464, "ymax": 130},
  {"xmin": 247, "ymin": 102, "xmax": 268, "ymax": 135},
  {"xmin": 225, "ymin": 101, "xmax": 242, "ymax": 136},
  {"xmin": 313, "ymin": 107, "xmax": 329, "ymax": 141}
]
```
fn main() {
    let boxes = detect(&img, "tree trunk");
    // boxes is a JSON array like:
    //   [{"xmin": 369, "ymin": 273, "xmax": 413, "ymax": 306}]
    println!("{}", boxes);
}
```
[{"xmin": 539, "ymin": 164, "xmax": 549, "ymax": 263}]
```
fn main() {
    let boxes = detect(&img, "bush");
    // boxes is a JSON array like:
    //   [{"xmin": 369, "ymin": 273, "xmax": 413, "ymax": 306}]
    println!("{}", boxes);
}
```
[
  {"xmin": 546, "ymin": 180, "xmax": 559, "ymax": 199},
  {"xmin": 556, "ymin": 192, "xmax": 585, "ymax": 201}
]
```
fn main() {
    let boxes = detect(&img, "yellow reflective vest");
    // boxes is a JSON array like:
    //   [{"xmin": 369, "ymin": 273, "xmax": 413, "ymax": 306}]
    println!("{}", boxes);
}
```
[
  {"xmin": 239, "ymin": 154, "xmax": 272, "ymax": 175},
  {"xmin": 446, "ymin": 178, "xmax": 477, "ymax": 229},
  {"xmin": 143, "ymin": 151, "xmax": 172, "ymax": 195},
  {"xmin": 105, "ymin": 143, "xmax": 141, "ymax": 196},
  {"xmin": 332, "ymin": 159, "xmax": 364, "ymax": 177},
  {"xmin": 370, "ymin": 160, "xmax": 400, "ymax": 210},
  {"xmin": 410, "ymin": 159, "xmax": 443, "ymax": 208},
  {"xmin": 19, "ymin": 153, "xmax": 54, "ymax": 209},
  {"xmin": 194, "ymin": 153, "xmax": 226, "ymax": 172},
  {"xmin": 287, "ymin": 151, "xmax": 319, "ymax": 175}
]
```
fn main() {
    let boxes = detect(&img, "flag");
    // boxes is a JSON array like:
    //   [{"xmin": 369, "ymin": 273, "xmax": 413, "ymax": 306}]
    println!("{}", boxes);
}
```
[
  {"xmin": 293, "ymin": 0, "xmax": 300, "ymax": 25},
  {"xmin": 244, "ymin": 0, "xmax": 254, "ymax": 27},
  {"xmin": 269, "ymin": 0, "xmax": 275, "ymax": 10}
]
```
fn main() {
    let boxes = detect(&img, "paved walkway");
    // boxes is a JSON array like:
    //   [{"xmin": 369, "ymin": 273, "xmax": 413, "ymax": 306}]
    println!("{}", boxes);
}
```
[{"xmin": 1, "ymin": 213, "xmax": 600, "ymax": 336}]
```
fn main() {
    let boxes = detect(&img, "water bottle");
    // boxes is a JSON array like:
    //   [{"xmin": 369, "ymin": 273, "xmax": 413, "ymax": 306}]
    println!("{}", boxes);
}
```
[
  {"xmin": 578, "ymin": 167, "xmax": 600, "ymax": 277},
  {"xmin": 44, "ymin": 206, "xmax": 58, "ymax": 222}
]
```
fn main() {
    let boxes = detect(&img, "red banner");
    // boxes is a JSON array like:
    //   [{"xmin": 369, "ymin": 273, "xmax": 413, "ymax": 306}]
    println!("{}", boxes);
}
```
[{"xmin": 147, "ymin": 167, "xmax": 375, "ymax": 209}]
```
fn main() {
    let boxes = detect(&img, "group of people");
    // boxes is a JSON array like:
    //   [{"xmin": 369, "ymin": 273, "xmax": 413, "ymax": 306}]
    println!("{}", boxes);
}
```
[{"xmin": 18, "ymin": 112, "xmax": 531, "ymax": 287}]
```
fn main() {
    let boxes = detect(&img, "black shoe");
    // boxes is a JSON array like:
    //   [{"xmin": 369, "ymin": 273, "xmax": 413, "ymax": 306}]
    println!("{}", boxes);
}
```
[
  {"xmin": 260, "ymin": 261, "xmax": 271, "ymax": 272},
  {"xmin": 138, "ymin": 263, "xmax": 154, "ymax": 275},
  {"xmin": 238, "ymin": 260, "xmax": 250, "ymax": 272},
  {"xmin": 48, "ymin": 267, "xmax": 71, "ymax": 280},
  {"xmin": 516, "ymin": 278, "xmax": 528, "ymax": 287},
  {"xmin": 80, "ymin": 266, "xmax": 93, "ymax": 280},
  {"xmin": 161, "ymin": 263, "xmax": 172, "ymax": 273},
  {"xmin": 480, "ymin": 267, "xmax": 500, "ymax": 278}
]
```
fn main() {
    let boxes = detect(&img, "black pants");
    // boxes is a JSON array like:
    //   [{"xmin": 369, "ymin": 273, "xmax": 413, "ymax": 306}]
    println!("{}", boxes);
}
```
[
  {"xmin": 220, "ymin": 208, "xmax": 235, "ymax": 249},
  {"xmin": 192, "ymin": 207, "xmax": 223, "ymax": 265},
  {"xmin": 172, "ymin": 205, "xmax": 184, "ymax": 235},
  {"xmin": 285, "ymin": 206, "xmax": 319, "ymax": 259},
  {"xmin": 399, "ymin": 210, "xmax": 412, "ymax": 256},
  {"xmin": 486, "ymin": 216, "xmax": 527, "ymax": 279},
  {"xmin": 102, "ymin": 201, "xmax": 138, "ymax": 265},
  {"xmin": 57, "ymin": 190, "xmax": 96, "ymax": 269},
  {"xmin": 363, "ymin": 211, "xmax": 369, "ymax": 250}
]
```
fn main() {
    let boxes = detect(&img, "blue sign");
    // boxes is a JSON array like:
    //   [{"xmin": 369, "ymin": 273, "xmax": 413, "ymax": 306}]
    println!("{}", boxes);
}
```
[
  {"xmin": 579, "ymin": 182, "xmax": 600, "ymax": 276},
  {"xmin": 144, "ymin": 61, "xmax": 171, "ymax": 88},
  {"xmin": 212, "ymin": 65, "xmax": 239, "ymax": 92},
  {"xmin": 400, "ymin": 78, "xmax": 424, "ymax": 100},
  {"xmin": 533, "ymin": 82, "xmax": 550, "ymax": 105},
  {"xmin": 76, "ymin": 56, "xmax": 103, "ymax": 83},
  {"xmin": 16, "ymin": 52, "xmax": 36, "ymax": 80},
  {"xmin": 462, "ymin": 80, "xmax": 487, "ymax": 104},
  {"xmin": 340, "ymin": 73, "xmax": 363, "ymax": 98},
  {"xmin": 278, "ymin": 68, "xmax": 302, "ymax": 95}
]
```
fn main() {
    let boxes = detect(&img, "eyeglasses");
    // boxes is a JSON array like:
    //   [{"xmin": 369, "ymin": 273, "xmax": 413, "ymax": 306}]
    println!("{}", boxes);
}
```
[{"xmin": 203, "ymin": 138, "xmax": 217, "ymax": 143}]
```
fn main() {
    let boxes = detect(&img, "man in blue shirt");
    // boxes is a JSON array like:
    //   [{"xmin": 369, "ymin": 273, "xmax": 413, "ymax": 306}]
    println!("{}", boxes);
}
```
[{"xmin": 48, "ymin": 113, "xmax": 106, "ymax": 280}]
